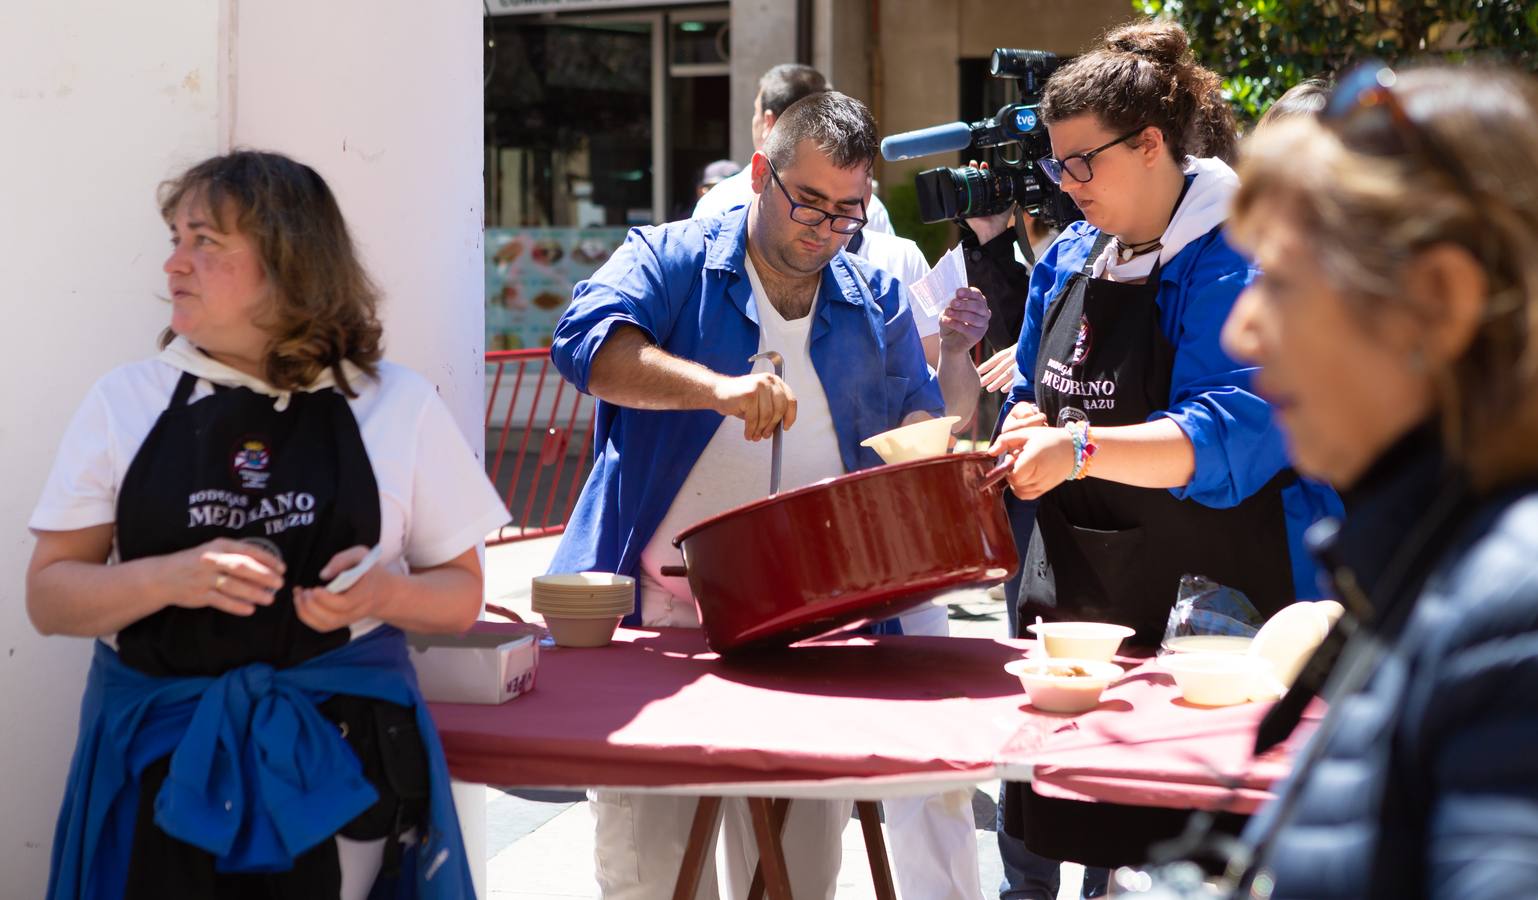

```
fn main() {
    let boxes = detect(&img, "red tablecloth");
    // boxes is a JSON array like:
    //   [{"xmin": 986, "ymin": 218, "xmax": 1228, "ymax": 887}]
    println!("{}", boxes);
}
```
[
  {"xmin": 429, "ymin": 626, "xmax": 1315, "ymax": 810},
  {"xmin": 1019, "ymin": 662, "xmax": 1322, "ymax": 815}
]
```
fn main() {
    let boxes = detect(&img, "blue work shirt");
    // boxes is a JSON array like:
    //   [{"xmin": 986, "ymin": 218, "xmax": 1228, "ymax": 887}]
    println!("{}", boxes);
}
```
[
  {"xmin": 1002, "ymin": 220, "xmax": 1343, "ymax": 600},
  {"xmin": 549, "ymin": 208, "xmax": 945, "ymax": 603}
]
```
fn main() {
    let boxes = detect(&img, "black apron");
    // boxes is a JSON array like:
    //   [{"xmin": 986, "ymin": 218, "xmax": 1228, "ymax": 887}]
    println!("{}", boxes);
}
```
[
  {"xmin": 1003, "ymin": 235, "xmax": 1298, "ymax": 866},
  {"xmin": 1019, "ymin": 234, "xmax": 1295, "ymax": 647},
  {"xmin": 114, "ymin": 372, "xmax": 427, "ymax": 898}
]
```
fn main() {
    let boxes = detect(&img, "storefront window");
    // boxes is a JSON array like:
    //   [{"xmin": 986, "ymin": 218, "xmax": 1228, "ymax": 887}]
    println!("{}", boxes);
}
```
[{"xmin": 484, "ymin": 6, "xmax": 728, "ymax": 351}]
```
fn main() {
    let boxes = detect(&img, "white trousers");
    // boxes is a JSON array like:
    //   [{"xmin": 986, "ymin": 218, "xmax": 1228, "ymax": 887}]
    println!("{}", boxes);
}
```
[
  {"xmin": 593, "ymin": 580, "xmax": 848, "ymax": 899},
  {"xmin": 598, "ymin": 581, "xmax": 982, "ymax": 900},
  {"xmin": 886, "ymin": 602, "xmax": 985, "ymax": 900}
]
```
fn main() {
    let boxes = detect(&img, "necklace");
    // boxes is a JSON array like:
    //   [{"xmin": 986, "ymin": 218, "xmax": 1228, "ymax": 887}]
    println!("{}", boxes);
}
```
[{"xmin": 1115, "ymin": 235, "xmax": 1162, "ymax": 262}]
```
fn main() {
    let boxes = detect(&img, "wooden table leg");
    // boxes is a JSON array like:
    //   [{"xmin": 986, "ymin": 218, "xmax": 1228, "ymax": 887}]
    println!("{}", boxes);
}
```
[
  {"xmin": 855, "ymin": 801, "xmax": 898, "ymax": 900},
  {"xmin": 747, "ymin": 798, "xmax": 792, "ymax": 900},
  {"xmin": 747, "ymin": 796, "xmax": 795, "ymax": 900},
  {"xmin": 672, "ymin": 796, "xmax": 724, "ymax": 900}
]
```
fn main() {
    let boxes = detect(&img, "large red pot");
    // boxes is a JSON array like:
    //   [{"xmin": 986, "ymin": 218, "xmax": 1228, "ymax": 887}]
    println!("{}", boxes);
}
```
[{"xmin": 663, "ymin": 452, "xmax": 1017, "ymax": 653}]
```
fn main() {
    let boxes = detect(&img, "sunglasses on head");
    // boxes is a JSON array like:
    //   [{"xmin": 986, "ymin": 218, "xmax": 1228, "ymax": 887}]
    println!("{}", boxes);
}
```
[{"xmin": 1323, "ymin": 62, "xmax": 1475, "ymax": 195}]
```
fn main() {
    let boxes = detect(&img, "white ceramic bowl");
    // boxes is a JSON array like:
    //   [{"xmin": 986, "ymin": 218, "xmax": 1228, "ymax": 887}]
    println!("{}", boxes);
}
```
[
  {"xmin": 1005, "ymin": 657, "xmax": 1125, "ymax": 714},
  {"xmin": 859, "ymin": 416, "xmax": 961, "ymax": 464},
  {"xmin": 1160, "ymin": 652, "xmax": 1272, "ymax": 707},
  {"xmin": 1027, "ymin": 621, "xmax": 1136, "ymax": 662},
  {"xmin": 1160, "ymin": 634, "xmax": 1254, "ymax": 655}
]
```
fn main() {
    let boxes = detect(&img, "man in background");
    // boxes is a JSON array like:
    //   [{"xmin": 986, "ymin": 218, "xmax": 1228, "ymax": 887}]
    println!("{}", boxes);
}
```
[
  {"xmin": 694, "ymin": 63, "xmax": 893, "ymax": 234},
  {"xmin": 696, "ymin": 159, "xmax": 742, "ymax": 201}
]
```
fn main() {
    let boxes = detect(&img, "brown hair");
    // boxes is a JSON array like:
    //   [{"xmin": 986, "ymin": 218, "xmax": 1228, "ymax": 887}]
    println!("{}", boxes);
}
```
[
  {"xmin": 758, "ymin": 64, "xmax": 828, "ymax": 118},
  {"xmin": 1255, "ymin": 78, "xmax": 1331, "ymax": 130},
  {"xmin": 763, "ymin": 91, "xmax": 878, "ymax": 172},
  {"xmin": 1041, "ymin": 19, "xmax": 1238, "ymax": 163},
  {"xmin": 158, "ymin": 150, "xmax": 384, "ymax": 395},
  {"xmin": 1231, "ymin": 66, "xmax": 1538, "ymax": 488}
]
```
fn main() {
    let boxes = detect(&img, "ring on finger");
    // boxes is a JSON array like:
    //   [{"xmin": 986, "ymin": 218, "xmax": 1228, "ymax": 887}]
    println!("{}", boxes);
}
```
[{"xmin": 215, "ymin": 574, "xmax": 228, "ymax": 591}]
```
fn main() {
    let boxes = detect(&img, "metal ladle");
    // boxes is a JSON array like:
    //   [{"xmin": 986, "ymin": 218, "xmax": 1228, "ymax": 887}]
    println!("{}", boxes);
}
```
[{"xmin": 748, "ymin": 350, "xmax": 785, "ymax": 496}]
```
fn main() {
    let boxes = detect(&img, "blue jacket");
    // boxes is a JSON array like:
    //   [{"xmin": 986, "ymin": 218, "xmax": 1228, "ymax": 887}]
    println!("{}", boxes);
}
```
[
  {"xmin": 1001, "ymin": 221, "xmax": 1342, "ymax": 599},
  {"xmin": 1250, "ymin": 430, "xmax": 1538, "ymax": 898},
  {"xmin": 548, "ymin": 208, "xmax": 945, "ymax": 596},
  {"xmin": 48, "ymin": 626, "xmax": 472, "ymax": 900}
]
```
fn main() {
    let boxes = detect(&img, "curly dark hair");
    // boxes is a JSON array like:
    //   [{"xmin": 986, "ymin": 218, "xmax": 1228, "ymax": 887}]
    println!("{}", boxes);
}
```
[
  {"xmin": 1041, "ymin": 19, "xmax": 1238, "ymax": 164},
  {"xmin": 158, "ymin": 150, "xmax": 383, "ymax": 395}
]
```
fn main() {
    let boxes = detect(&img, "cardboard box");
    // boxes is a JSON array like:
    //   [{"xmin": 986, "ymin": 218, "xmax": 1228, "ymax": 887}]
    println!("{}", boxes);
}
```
[{"xmin": 408, "ymin": 621, "xmax": 540, "ymax": 704}]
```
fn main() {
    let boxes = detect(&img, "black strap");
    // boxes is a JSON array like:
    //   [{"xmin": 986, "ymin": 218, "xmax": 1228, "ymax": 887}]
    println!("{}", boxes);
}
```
[
  {"xmin": 169, "ymin": 372, "xmax": 199, "ymax": 409},
  {"xmin": 1082, "ymin": 232, "xmax": 1115, "ymax": 276},
  {"xmin": 1011, "ymin": 207, "xmax": 1037, "ymax": 269},
  {"xmin": 846, "ymin": 230, "xmax": 865, "ymax": 255}
]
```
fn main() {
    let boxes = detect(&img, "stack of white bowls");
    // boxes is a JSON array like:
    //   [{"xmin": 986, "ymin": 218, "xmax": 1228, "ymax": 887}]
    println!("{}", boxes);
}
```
[{"xmin": 531, "ymin": 573, "xmax": 634, "ymax": 647}]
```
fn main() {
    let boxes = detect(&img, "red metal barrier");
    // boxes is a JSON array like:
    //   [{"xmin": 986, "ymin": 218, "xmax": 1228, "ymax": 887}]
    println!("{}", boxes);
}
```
[{"xmin": 485, "ymin": 349, "xmax": 596, "ymax": 545}]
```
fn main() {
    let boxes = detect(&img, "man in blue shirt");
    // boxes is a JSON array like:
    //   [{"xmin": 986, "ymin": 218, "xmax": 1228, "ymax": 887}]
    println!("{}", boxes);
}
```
[{"xmin": 549, "ymin": 91, "xmax": 989, "ymax": 899}]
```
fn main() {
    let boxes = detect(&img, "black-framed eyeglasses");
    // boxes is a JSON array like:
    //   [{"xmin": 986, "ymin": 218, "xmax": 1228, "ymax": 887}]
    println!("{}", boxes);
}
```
[
  {"xmin": 765, "ymin": 159, "xmax": 868, "ymax": 235},
  {"xmin": 1322, "ymin": 61, "xmax": 1473, "ymax": 194},
  {"xmin": 1037, "ymin": 126, "xmax": 1147, "ymax": 185}
]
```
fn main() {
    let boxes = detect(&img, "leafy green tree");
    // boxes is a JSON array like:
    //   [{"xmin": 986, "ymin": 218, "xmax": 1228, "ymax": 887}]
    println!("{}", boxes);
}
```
[{"xmin": 1134, "ymin": 0, "xmax": 1538, "ymax": 121}]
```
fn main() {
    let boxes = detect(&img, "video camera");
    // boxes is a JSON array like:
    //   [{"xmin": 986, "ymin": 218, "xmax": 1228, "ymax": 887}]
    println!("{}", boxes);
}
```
[{"xmin": 880, "ymin": 49, "xmax": 1082, "ymax": 231}]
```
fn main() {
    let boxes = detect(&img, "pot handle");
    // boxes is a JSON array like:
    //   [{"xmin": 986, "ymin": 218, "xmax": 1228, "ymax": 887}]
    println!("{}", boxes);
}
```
[
  {"xmin": 979, "ymin": 454, "xmax": 1015, "ymax": 493},
  {"xmin": 660, "ymin": 565, "xmax": 689, "ymax": 577}
]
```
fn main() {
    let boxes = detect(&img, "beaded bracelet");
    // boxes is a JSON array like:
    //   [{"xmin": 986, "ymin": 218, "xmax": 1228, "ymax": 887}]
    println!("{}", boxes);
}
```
[{"xmin": 1065, "ymin": 420, "xmax": 1098, "ymax": 480}]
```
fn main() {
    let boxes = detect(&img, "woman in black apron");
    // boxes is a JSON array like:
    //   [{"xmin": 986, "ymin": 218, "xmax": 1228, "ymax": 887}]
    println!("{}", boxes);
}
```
[
  {"xmin": 27, "ymin": 152, "xmax": 503, "ymax": 899},
  {"xmin": 967, "ymin": 22, "xmax": 1342, "ymax": 899}
]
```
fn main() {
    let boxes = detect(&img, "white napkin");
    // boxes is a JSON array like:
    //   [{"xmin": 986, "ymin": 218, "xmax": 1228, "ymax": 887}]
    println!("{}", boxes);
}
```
[{"xmin": 907, "ymin": 243, "xmax": 969, "ymax": 321}]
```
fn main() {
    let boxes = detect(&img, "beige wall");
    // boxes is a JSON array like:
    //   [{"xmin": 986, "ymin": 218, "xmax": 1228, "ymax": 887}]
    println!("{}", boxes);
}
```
[
  {"xmin": 872, "ymin": 0, "xmax": 1130, "ymax": 188},
  {"xmin": 813, "ymin": 0, "xmax": 872, "ymax": 108},
  {"xmin": 957, "ymin": 0, "xmax": 1132, "ymax": 58},
  {"xmin": 0, "ymin": 3, "xmax": 222, "ymax": 891},
  {"xmin": 1, "ymin": 1, "xmax": 489, "ymax": 892},
  {"xmin": 729, "ymin": 0, "xmax": 799, "ymax": 161}
]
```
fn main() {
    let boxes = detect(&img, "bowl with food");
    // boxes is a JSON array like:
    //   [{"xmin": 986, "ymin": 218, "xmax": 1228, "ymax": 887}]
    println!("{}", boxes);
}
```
[{"xmin": 1004, "ymin": 657, "xmax": 1125, "ymax": 714}]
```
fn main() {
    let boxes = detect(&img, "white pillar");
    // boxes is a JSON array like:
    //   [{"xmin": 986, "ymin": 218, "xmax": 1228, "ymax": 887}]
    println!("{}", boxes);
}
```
[
  {"xmin": 729, "ymin": 1, "xmax": 801, "ymax": 162},
  {"xmin": 230, "ymin": 0, "xmax": 488, "ymax": 447},
  {"xmin": 0, "ymin": 2, "xmax": 222, "ymax": 893},
  {"xmin": 0, "ymin": 1, "xmax": 487, "ymax": 893}
]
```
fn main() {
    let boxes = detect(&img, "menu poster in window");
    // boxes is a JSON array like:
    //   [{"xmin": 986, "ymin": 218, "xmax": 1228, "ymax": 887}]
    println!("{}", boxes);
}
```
[{"xmin": 486, "ymin": 227, "xmax": 630, "ymax": 350}]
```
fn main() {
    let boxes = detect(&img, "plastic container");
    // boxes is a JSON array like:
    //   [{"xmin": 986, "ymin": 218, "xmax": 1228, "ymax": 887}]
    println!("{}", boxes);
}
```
[
  {"xmin": 1005, "ymin": 657, "xmax": 1125, "ymax": 713},
  {"xmin": 859, "ymin": 416, "xmax": 960, "ymax": 463},
  {"xmin": 1160, "ymin": 652, "xmax": 1272, "ymax": 707},
  {"xmin": 1027, "ymin": 621, "xmax": 1136, "ymax": 662},
  {"xmin": 543, "ymin": 614, "xmax": 623, "ymax": 648}
]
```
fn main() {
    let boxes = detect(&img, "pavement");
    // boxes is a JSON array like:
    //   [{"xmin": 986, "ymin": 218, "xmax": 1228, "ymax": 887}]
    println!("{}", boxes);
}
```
[{"xmin": 476, "ymin": 537, "xmax": 1088, "ymax": 899}]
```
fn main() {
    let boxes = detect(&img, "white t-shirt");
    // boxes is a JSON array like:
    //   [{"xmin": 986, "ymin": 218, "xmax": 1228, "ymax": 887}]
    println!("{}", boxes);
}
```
[
  {"xmin": 638, "ymin": 253, "xmax": 844, "ymax": 604},
  {"xmin": 30, "ymin": 355, "xmax": 511, "ymax": 638},
  {"xmin": 692, "ymin": 167, "xmax": 895, "ymax": 235},
  {"xmin": 851, "ymin": 230, "xmax": 937, "ymax": 338}
]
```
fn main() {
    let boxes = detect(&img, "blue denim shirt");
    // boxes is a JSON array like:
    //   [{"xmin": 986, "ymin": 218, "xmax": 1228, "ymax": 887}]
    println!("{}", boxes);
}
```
[{"xmin": 549, "ymin": 207, "xmax": 945, "ymax": 600}]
